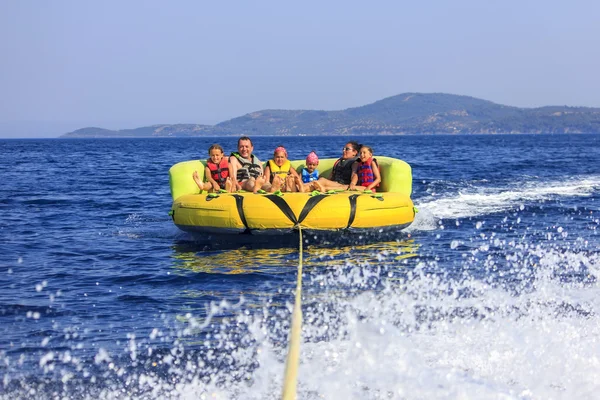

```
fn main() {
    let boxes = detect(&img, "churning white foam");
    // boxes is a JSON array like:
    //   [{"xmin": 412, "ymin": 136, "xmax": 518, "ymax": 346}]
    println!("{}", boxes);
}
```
[
  {"xmin": 150, "ymin": 245, "xmax": 600, "ymax": 400},
  {"xmin": 3, "ymin": 214, "xmax": 600, "ymax": 399},
  {"xmin": 1, "ymin": 244, "xmax": 590, "ymax": 399},
  {"xmin": 416, "ymin": 175, "xmax": 600, "ymax": 220}
]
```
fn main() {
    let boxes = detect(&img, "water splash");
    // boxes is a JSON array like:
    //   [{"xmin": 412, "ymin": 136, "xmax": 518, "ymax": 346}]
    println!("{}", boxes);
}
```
[
  {"xmin": 417, "ymin": 175, "xmax": 600, "ymax": 220},
  {"xmin": 2, "ymin": 237, "xmax": 600, "ymax": 399}
]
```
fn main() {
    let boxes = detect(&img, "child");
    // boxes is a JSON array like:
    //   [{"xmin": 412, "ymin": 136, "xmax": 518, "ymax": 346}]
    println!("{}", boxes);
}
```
[
  {"xmin": 300, "ymin": 151, "xmax": 323, "ymax": 192},
  {"xmin": 263, "ymin": 146, "xmax": 302, "ymax": 192},
  {"xmin": 192, "ymin": 144, "xmax": 233, "ymax": 193},
  {"xmin": 349, "ymin": 145, "xmax": 381, "ymax": 192}
]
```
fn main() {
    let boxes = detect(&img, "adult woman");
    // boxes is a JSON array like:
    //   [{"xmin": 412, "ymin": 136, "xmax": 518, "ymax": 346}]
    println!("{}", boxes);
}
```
[{"xmin": 317, "ymin": 141, "xmax": 360, "ymax": 191}]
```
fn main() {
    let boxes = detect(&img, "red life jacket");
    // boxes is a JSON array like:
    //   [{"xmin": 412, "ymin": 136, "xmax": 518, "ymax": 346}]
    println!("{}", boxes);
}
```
[
  {"xmin": 357, "ymin": 157, "xmax": 379, "ymax": 188},
  {"xmin": 206, "ymin": 158, "xmax": 229, "ymax": 188}
]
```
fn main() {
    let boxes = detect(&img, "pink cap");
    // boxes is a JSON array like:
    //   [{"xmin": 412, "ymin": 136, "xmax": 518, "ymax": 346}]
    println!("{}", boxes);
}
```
[
  {"xmin": 274, "ymin": 146, "xmax": 287, "ymax": 157},
  {"xmin": 306, "ymin": 151, "xmax": 319, "ymax": 164}
]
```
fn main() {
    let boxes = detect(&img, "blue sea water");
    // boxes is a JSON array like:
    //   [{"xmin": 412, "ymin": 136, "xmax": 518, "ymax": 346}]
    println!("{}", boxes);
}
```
[{"xmin": 1, "ymin": 134, "xmax": 600, "ymax": 399}]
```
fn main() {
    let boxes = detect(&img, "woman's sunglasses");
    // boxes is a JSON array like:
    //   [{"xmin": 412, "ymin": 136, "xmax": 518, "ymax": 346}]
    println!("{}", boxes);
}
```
[{"xmin": 343, "ymin": 147, "xmax": 355, "ymax": 152}]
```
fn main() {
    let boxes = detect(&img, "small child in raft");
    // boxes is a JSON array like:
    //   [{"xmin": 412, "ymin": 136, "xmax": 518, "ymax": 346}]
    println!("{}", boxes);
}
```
[
  {"xmin": 300, "ymin": 151, "xmax": 323, "ymax": 192},
  {"xmin": 263, "ymin": 146, "xmax": 303, "ymax": 192},
  {"xmin": 349, "ymin": 145, "xmax": 381, "ymax": 192},
  {"xmin": 192, "ymin": 144, "xmax": 233, "ymax": 193}
]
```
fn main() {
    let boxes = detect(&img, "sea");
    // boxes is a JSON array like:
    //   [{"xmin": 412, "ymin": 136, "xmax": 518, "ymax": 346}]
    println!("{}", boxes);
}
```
[{"xmin": 1, "ymin": 134, "xmax": 599, "ymax": 399}]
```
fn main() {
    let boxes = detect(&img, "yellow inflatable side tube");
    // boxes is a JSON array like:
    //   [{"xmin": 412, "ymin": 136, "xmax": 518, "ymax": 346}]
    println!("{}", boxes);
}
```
[
  {"xmin": 169, "ymin": 157, "xmax": 412, "ymax": 200},
  {"xmin": 169, "ymin": 157, "xmax": 414, "ymax": 234}
]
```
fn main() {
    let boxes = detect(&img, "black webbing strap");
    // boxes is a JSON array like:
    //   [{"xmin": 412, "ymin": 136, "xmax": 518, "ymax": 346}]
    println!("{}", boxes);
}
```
[
  {"xmin": 346, "ymin": 194, "xmax": 360, "ymax": 228},
  {"xmin": 297, "ymin": 194, "xmax": 327, "ymax": 224},
  {"xmin": 265, "ymin": 195, "xmax": 298, "ymax": 224},
  {"xmin": 231, "ymin": 194, "xmax": 249, "ymax": 229},
  {"xmin": 265, "ymin": 194, "xmax": 330, "ymax": 227}
]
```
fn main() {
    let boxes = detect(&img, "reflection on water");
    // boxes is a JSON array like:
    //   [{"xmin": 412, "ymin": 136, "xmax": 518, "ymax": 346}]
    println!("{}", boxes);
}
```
[
  {"xmin": 169, "ymin": 237, "xmax": 420, "ymax": 350},
  {"xmin": 309, "ymin": 239, "xmax": 418, "ymax": 263},
  {"xmin": 172, "ymin": 227, "xmax": 414, "ymax": 250},
  {"xmin": 172, "ymin": 246, "xmax": 300, "ymax": 274},
  {"xmin": 171, "ymin": 238, "xmax": 419, "ymax": 275}
]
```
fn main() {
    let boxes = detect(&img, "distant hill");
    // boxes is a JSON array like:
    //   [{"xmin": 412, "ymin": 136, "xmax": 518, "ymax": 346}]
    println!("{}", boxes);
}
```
[
  {"xmin": 61, "ymin": 93, "xmax": 600, "ymax": 137},
  {"xmin": 63, "ymin": 124, "xmax": 218, "ymax": 138}
]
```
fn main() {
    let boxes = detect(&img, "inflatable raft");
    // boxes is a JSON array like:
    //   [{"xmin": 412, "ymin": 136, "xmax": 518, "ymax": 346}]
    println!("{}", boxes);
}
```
[{"xmin": 169, "ymin": 157, "xmax": 414, "ymax": 235}]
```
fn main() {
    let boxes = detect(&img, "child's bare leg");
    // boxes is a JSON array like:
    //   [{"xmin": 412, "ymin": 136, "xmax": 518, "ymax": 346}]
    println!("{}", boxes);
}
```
[
  {"xmin": 310, "ymin": 180, "xmax": 323, "ymax": 192},
  {"xmin": 192, "ymin": 171, "xmax": 212, "ymax": 190},
  {"xmin": 225, "ymin": 177, "xmax": 233, "ymax": 192},
  {"xmin": 291, "ymin": 175, "xmax": 303, "ymax": 192},
  {"xmin": 271, "ymin": 176, "xmax": 282, "ymax": 192},
  {"xmin": 285, "ymin": 176, "xmax": 297, "ymax": 192}
]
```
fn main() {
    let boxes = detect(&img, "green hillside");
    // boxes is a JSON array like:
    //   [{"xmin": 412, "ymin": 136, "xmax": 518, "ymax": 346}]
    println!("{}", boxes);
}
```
[{"xmin": 62, "ymin": 93, "xmax": 600, "ymax": 137}]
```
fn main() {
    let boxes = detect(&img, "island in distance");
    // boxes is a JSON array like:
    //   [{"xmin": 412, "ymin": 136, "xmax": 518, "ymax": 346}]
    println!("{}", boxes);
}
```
[{"xmin": 61, "ymin": 92, "xmax": 600, "ymax": 138}]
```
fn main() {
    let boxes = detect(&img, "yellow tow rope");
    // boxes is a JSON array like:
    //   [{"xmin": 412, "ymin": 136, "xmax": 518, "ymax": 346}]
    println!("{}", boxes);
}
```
[{"xmin": 281, "ymin": 226, "xmax": 304, "ymax": 400}]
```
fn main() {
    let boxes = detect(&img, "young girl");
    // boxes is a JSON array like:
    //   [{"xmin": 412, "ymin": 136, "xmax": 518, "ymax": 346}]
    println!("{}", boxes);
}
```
[
  {"xmin": 349, "ymin": 145, "xmax": 381, "ymax": 192},
  {"xmin": 192, "ymin": 144, "xmax": 233, "ymax": 192},
  {"xmin": 300, "ymin": 151, "xmax": 323, "ymax": 192},
  {"xmin": 263, "ymin": 146, "xmax": 302, "ymax": 192}
]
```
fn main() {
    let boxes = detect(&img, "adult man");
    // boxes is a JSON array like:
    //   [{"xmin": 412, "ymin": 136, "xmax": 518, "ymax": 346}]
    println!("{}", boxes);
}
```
[{"xmin": 229, "ymin": 136, "xmax": 265, "ymax": 193}]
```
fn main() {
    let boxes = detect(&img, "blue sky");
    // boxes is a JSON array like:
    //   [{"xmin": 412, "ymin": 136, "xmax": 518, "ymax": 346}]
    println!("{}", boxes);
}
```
[{"xmin": 1, "ymin": 0, "xmax": 598, "ymax": 138}]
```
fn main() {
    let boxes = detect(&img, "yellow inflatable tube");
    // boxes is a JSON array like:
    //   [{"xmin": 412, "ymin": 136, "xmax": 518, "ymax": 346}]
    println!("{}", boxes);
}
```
[{"xmin": 169, "ymin": 157, "xmax": 414, "ymax": 234}]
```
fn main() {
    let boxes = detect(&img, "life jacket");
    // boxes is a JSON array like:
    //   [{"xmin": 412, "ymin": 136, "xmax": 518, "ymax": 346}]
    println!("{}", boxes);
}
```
[
  {"xmin": 230, "ymin": 152, "xmax": 262, "ymax": 182},
  {"xmin": 331, "ymin": 156, "xmax": 358, "ymax": 185},
  {"xmin": 267, "ymin": 159, "xmax": 291, "ymax": 183},
  {"xmin": 356, "ymin": 157, "xmax": 379, "ymax": 188},
  {"xmin": 206, "ymin": 157, "xmax": 229, "ymax": 188},
  {"xmin": 301, "ymin": 168, "xmax": 319, "ymax": 183}
]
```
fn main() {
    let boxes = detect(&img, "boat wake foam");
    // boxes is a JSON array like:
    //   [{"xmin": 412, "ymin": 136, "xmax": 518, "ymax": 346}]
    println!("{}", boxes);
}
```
[{"xmin": 415, "ymin": 174, "xmax": 600, "ymax": 220}]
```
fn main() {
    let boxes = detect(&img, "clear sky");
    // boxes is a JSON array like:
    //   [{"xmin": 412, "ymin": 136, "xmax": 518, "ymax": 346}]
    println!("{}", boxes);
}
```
[{"xmin": 1, "ymin": 0, "xmax": 598, "ymax": 138}]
